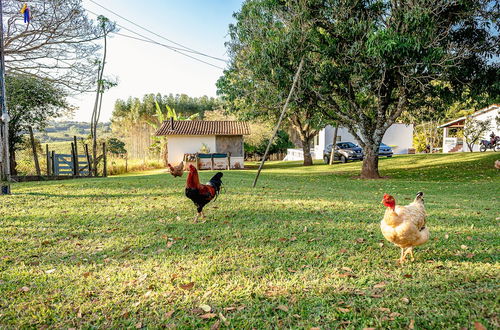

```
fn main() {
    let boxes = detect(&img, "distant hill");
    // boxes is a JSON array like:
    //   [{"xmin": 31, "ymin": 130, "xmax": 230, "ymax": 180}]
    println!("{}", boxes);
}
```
[{"xmin": 36, "ymin": 121, "xmax": 111, "ymax": 143}]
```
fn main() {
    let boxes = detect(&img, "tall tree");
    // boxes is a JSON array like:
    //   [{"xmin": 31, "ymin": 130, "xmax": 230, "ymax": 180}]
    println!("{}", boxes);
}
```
[
  {"xmin": 91, "ymin": 15, "xmax": 116, "ymax": 176},
  {"xmin": 3, "ymin": 0, "xmax": 109, "ymax": 93},
  {"xmin": 312, "ymin": 0, "xmax": 499, "ymax": 178},
  {"xmin": 217, "ymin": 0, "xmax": 326, "ymax": 166},
  {"xmin": 5, "ymin": 74, "xmax": 71, "ymax": 174}
]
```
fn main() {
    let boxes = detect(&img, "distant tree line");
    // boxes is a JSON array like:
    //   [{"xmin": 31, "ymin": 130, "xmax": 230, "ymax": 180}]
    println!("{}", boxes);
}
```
[{"xmin": 111, "ymin": 94, "xmax": 221, "ymax": 159}]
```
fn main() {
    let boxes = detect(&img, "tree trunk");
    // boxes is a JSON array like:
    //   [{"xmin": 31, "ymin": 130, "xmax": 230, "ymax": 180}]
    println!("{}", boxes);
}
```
[
  {"xmin": 9, "ymin": 150, "xmax": 17, "ymax": 176},
  {"xmin": 301, "ymin": 136, "xmax": 313, "ymax": 166},
  {"xmin": 360, "ymin": 145, "xmax": 381, "ymax": 179},
  {"xmin": 329, "ymin": 124, "xmax": 339, "ymax": 165}
]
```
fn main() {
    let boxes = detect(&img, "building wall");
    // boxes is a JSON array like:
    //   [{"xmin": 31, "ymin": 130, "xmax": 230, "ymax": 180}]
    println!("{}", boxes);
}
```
[
  {"xmin": 442, "ymin": 107, "xmax": 500, "ymax": 153},
  {"xmin": 467, "ymin": 108, "xmax": 499, "ymax": 152},
  {"xmin": 216, "ymin": 135, "xmax": 243, "ymax": 156},
  {"xmin": 313, "ymin": 124, "xmax": 414, "ymax": 159},
  {"xmin": 167, "ymin": 135, "xmax": 216, "ymax": 164}
]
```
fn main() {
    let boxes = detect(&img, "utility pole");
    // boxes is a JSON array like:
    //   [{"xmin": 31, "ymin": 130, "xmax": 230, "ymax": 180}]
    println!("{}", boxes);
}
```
[{"xmin": 0, "ymin": 0, "xmax": 12, "ymax": 194}]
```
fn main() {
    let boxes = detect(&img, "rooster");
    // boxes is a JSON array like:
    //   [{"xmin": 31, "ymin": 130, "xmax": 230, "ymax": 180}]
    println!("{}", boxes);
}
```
[
  {"xmin": 381, "ymin": 192, "xmax": 429, "ymax": 263},
  {"xmin": 167, "ymin": 161, "xmax": 184, "ymax": 178},
  {"xmin": 185, "ymin": 164, "xmax": 223, "ymax": 222}
]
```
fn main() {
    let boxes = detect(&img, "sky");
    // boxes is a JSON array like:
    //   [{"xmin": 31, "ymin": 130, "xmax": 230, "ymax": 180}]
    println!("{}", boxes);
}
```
[{"xmin": 70, "ymin": 0, "xmax": 244, "ymax": 122}]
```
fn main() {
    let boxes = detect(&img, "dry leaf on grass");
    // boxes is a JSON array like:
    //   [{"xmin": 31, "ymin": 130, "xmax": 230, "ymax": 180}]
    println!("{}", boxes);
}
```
[
  {"xmin": 199, "ymin": 304, "xmax": 212, "ymax": 312},
  {"xmin": 199, "ymin": 313, "xmax": 217, "ymax": 319},
  {"xmin": 277, "ymin": 305, "xmax": 289, "ymax": 312},
  {"xmin": 210, "ymin": 320, "xmax": 220, "ymax": 330},
  {"xmin": 165, "ymin": 310, "xmax": 175, "ymax": 318},
  {"xmin": 337, "ymin": 307, "xmax": 350, "ymax": 313},
  {"xmin": 373, "ymin": 282, "xmax": 387, "ymax": 288},
  {"xmin": 461, "ymin": 245, "xmax": 468, "ymax": 250},
  {"xmin": 377, "ymin": 307, "xmax": 391, "ymax": 313},
  {"xmin": 408, "ymin": 319, "xmax": 415, "ymax": 329},
  {"xmin": 474, "ymin": 322, "xmax": 487, "ymax": 330},
  {"xmin": 390, "ymin": 312, "xmax": 401, "ymax": 318},
  {"xmin": 403, "ymin": 274, "xmax": 412, "ymax": 278},
  {"xmin": 82, "ymin": 272, "xmax": 91, "ymax": 278},
  {"xmin": 45, "ymin": 269, "xmax": 56, "ymax": 274},
  {"xmin": 19, "ymin": 286, "xmax": 30, "ymax": 292},
  {"xmin": 180, "ymin": 282, "xmax": 194, "ymax": 290},
  {"xmin": 135, "ymin": 322, "xmax": 142, "ymax": 329},
  {"xmin": 401, "ymin": 297, "xmax": 410, "ymax": 304}
]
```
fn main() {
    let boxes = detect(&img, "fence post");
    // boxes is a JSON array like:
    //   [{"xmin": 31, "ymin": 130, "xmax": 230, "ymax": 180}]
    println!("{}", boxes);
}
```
[
  {"xmin": 45, "ymin": 144, "xmax": 50, "ymax": 176},
  {"xmin": 102, "ymin": 142, "xmax": 107, "ymax": 177},
  {"xmin": 71, "ymin": 142, "xmax": 77, "ymax": 176},
  {"xmin": 84, "ymin": 144, "xmax": 91, "ymax": 176},
  {"xmin": 51, "ymin": 151, "xmax": 56, "ymax": 175},
  {"xmin": 73, "ymin": 136, "xmax": 79, "ymax": 176}
]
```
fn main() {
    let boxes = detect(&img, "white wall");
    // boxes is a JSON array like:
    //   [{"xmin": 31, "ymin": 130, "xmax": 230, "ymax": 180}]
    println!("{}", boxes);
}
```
[
  {"xmin": 167, "ymin": 136, "xmax": 216, "ymax": 164},
  {"xmin": 313, "ymin": 123, "xmax": 414, "ymax": 158},
  {"xmin": 382, "ymin": 124, "xmax": 414, "ymax": 154},
  {"xmin": 467, "ymin": 108, "xmax": 499, "ymax": 152}
]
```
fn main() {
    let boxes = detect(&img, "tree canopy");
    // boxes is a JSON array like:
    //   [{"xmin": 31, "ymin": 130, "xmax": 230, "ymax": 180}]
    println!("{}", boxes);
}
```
[
  {"xmin": 217, "ymin": 0, "xmax": 326, "ymax": 166},
  {"xmin": 6, "ymin": 74, "xmax": 72, "ymax": 173},
  {"xmin": 3, "ymin": 0, "xmax": 111, "ymax": 93},
  {"xmin": 219, "ymin": 0, "xmax": 499, "ymax": 177}
]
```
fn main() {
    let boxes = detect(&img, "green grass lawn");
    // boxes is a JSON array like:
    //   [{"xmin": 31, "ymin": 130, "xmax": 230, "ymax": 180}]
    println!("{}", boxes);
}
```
[{"xmin": 1, "ymin": 153, "xmax": 498, "ymax": 328}]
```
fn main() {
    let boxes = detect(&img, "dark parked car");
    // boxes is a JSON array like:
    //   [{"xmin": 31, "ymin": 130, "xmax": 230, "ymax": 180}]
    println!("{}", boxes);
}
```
[
  {"xmin": 378, "ymin": 143, "xmax": 394, "ymax": 157},
  {"xmin": 323, "ymin": 142, "xmax": 364, "ymax": 164}
]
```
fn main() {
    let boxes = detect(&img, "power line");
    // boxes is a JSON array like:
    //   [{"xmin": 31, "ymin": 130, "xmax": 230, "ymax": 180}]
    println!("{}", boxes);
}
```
[
  {"xmin": 86, "ymin": 0, "xmax": 227, "ymax": 62},
  {"xmin": 84, "ymin": 9, "xmax": 226, "ymax": 70},
  {"xmin": 113, "ymin": 32, "xmax": 225, "ymax": 70}
]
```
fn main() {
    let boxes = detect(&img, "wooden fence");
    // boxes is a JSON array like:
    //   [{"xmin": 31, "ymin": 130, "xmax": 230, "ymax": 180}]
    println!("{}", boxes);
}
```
[{"xmin": 245, "ymin": 152, "xmax": 286, "ymax": 162}]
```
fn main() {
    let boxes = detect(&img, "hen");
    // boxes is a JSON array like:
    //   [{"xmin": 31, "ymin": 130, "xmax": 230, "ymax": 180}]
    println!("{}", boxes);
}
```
[
  {"xmin": 167, "ymin": 161, "xmax": 184, "ymax": 178},
  {"xmin": 381, "ymin": 192, "xmax": 429, "ymax": 263},
  {"xmin": 185, "ymin": 164, "xmax": 223, "ymax": 222}
]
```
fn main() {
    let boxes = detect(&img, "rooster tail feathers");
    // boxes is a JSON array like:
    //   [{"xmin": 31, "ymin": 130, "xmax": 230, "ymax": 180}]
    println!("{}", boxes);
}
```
[{"xmin": 208, "ymin": 172, "xmax": 223, "ymax": 194}]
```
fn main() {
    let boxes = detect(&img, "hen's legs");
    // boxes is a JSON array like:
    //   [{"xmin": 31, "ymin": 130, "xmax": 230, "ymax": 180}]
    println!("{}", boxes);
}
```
[
  {"xmin": 406, "ymin": 247, "xmax": 415, "ymax": 261},
  {"xmin": 398, "ymin": 247, "xmax": 406, "ymax": 264}
]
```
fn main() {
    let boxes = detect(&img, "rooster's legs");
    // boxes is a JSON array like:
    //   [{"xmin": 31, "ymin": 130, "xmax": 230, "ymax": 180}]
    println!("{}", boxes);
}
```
[{"xmin": 194, "ymin": 212, "xmax": 205, "ymax": 223}]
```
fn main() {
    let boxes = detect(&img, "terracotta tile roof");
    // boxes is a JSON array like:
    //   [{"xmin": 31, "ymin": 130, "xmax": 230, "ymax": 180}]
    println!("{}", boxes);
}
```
[{"xmin": 156, "ymin": 120, "xmax": 250, "ymax": 136}]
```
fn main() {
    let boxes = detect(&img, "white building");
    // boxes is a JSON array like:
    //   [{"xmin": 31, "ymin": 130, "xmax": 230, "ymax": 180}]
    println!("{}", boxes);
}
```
[
  {"xmin": 156, "ymin": 120, "xmax": 250, "ymax": 169},
  {"xmin": 438, "ymin": 104, "xmax": 499, "ymax": 153},
  {"xmin": 286, "ymin": 123, "xmax": 414, "ymax": 161}
]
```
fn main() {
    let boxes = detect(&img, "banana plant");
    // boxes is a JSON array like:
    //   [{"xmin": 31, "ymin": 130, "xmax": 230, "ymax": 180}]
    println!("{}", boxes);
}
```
[{"xmin": 148, "ymin": 101, "xmax": 199, "ymax": 165}]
